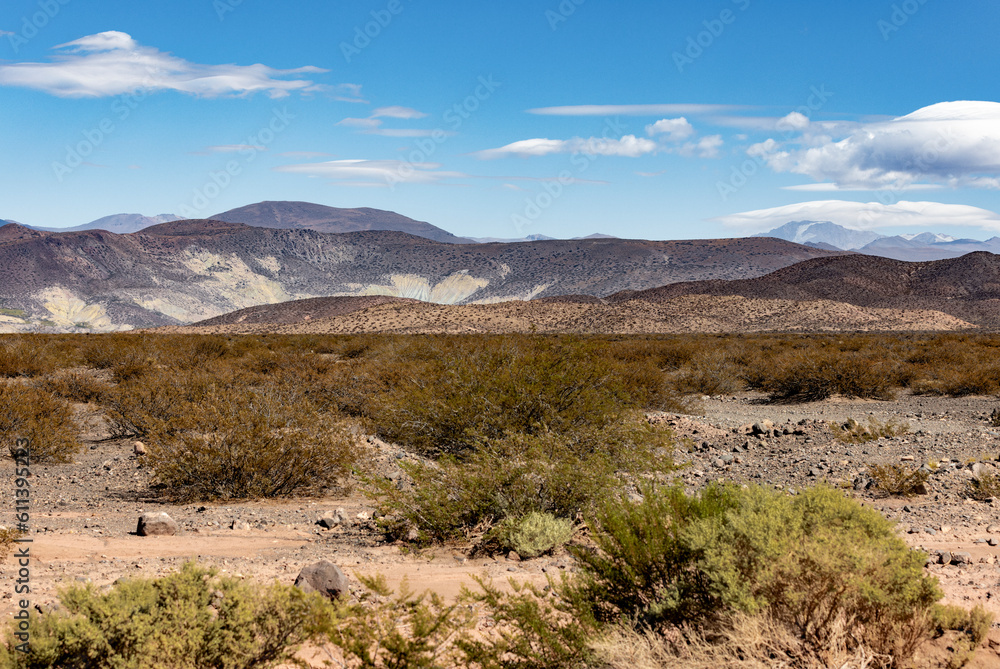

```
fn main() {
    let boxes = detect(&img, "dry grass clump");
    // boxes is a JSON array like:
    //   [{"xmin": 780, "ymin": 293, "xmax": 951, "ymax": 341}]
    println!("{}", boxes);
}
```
[
  {"xmin": 867, "ymin": 464, "xmax": 930, "ymax": 498},
  {"xmin": 0, "ymin": 384, "xmax": 82, "ymax": 463},
  {"xmin": 829, "ymin": 416, "xmax": 910, "ymax": 444},
  {"xmin": 0, "ymin": 336, "xmax": 53, "ymax": 378}
]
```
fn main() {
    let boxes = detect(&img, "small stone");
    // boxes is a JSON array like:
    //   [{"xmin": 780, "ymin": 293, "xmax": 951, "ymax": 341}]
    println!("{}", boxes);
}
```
[
  {"xmin": 230, "ymin": 520, "xmax": 251, "ymax": 531},
  {"xmin": 137, "ymin": 512, "xmax": 178, "ymax": 537},
  {"xmin": 951, "ymin": 551, "xmax": 972, "ymax": 566},
  {"xmin": 989, "ymin": 537, "xmax": 998, "ymax": 547},
  {"xmin": 133, "ymin": 441, "xmax": 147, "ymax": 456},
  {"xmin": 507, "ymin": 551, "xmax": 521, "ymax": 562},
  {"xmin": 987, "ymin": 524, "xmax": 1000, "ymax": 533},
  {"xmin": 293, "ymin": 560, "xmax": 349, "ymax": 600},
  {"xmin": 316, "ymin": 516, "xmax": 340, "ymax": 529},
  {"xmin": 938, "ymin": 551, "xmax": 952, "ymax": 565}
]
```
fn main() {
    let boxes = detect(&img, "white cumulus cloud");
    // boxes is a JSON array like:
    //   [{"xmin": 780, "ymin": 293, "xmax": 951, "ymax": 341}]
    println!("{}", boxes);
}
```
[
  {"xmin": 0, "ymin": 30, "xmax": 334, "ymax": 99},
  {"xmin": 749, "ymin": 101, "xmax": 1000, "ymax": 190},
  {"xmin": 645, "ymin": 117, "xmax": 695, "ymax": 141}
]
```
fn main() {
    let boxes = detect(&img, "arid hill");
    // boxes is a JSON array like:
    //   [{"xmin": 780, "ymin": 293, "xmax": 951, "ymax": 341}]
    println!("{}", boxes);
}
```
[
  {"xmin": 166, "ymin": 295, "xmax": 973, "ymax": 335},
  {"xmin": 610, "ymin": 251, "xmax": 1000, "ymax": 327},
  {"xmin": 0, "ymin": 220, "xmax": 842, "ymax": 332}
]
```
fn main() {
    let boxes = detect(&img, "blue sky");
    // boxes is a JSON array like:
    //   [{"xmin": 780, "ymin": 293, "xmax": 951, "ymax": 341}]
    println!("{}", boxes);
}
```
[{"xmin": 2, "ymin": 0, "xmax": 1000, "ymax": 241}]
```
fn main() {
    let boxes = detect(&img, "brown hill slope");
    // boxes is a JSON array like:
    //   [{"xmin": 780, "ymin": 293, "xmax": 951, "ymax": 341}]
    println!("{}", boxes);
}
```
[
  {"xmin": 610, "ymin": 252, "xmax": 1000, "ymax": 327},
  {"xmin": 0, "ymin": 221, "xmax": 842, "ymax": 332},
  {"xmin": 210, "ymin": 201, "xmax": 472, "ymax": 244},
  {"xmin": 194, "ymin": 296, "xmax": 420, "ymax": 326}
]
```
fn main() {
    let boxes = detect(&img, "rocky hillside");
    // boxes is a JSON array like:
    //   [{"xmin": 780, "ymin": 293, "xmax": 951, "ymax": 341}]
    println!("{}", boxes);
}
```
[
  {"xmin": 0, "ymin": 220, "xmax": 842, "ymax": 331},
  {"xmin": 610, "ymin": 252, "xmax": 1000, "ymax": 327}
]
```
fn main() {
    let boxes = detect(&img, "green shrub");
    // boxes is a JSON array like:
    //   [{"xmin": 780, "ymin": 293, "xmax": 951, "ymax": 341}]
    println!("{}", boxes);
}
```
[
  {"xmin": 570, "ymin": 483, "xmax": 942, "ymax": 663},
  {"xmin": 0, "ymin": 384, "xmax": 82, "ymax": 463},
  {"xmin": 371, "ymin": 416, "xmax": 674, "ymax": 543},
  {"xmin": 932, "ymin": 603, "xmax": 993, "ymax": 645},
  {"xmin": 147, "ymin": 388, "xmax": 365, "ymax": 501},
  {"xmin": 829, "ymin": 416, "xmax": 910, "ymax": 443},
  {"xmin": 492, "ymin": 512, "xmax": 576, "ymax": 559},
  {"xmin": 868, "ymin": 463, "xmax": 930, "ymax": 497},
  {"xmin": 0, "ymin": 562, "xmax": 332, "ymax": 669}
]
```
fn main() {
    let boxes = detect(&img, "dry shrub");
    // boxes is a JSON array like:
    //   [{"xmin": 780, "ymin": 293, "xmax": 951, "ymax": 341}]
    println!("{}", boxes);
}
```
[
  {"xmin": 910, "ymin": 361, "xmax": 1000, "ymax": 396},
  {"xmin": 36, "ymin": 368, "xmax": 112, "ymax": 403},
  {"xmin": 868, "ymin": 464, "xmax": 930, "ymax": 498},
  {"xmin": 674, "ymin": 351, "xmax": 744, "ymax": 396},
  {"xmin": 147, "ymin": 387, "xmax": 365, "ymax": 501},
  {"xmin": 0, "ymin": 384, "xmax": 82, "ymax": 463},
  {"xmin": 594, "ymin": 614, "xmax": 894, "ymax": 669},
  {"xmin": 966, "ymin": 472, "xmax": 1000, "ymax": 501},
  {"xmin": 0, "ymin": 337, "xmax": 51, "ymax": 378},
  {"xmin": 749, "ymin": 350, "xmax": 897, "ymax": 402},
  {"xmin": 829, "ymin": 417, "xmax": 910, "ymax": 444}
]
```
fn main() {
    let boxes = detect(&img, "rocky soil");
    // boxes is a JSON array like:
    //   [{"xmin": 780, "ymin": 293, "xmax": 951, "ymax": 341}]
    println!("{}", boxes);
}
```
[{"xmin": 2, "ymin": 391, "xmax": 1000, "ymax": 665}]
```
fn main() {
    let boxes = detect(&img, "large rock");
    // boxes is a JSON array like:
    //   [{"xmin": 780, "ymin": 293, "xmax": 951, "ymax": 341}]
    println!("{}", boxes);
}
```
[
  {"xmin": 294, "ymin": 560, "xmax": 349, "ymax": 600},
  {"xmin": 137, "ymin": 512, "xmax": 178, "ymax": 536}
]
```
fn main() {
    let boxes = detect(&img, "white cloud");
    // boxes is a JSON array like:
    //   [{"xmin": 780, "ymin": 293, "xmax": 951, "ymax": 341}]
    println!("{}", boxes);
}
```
[
  {"xmin": 0, "ymin": 30, "xmax": 330, "ymax": 98},
  {"xmin": 676, "ymin": 134, "xmax": 723, "ymax": 159},
  {"xmin": 645, "ymin": 117, "xmax": 694, "ymax": 141},
  {"xmin": 749, "ymin": 101, "xmax": 1000, "ymax": 190},
  {"xmin": 372, "ymin": 106, "xmax": 428, "ymax": 119},
  {"xmin": 279, "ymin": 151, "xmax": 332, "ymax": 159},
  {"xmin": 201, "ymin": 144, "xmax": 266, "ymax": 153},
  {"xmin": 474, "ymin": 135, "xmax": 658, "ymax": 159},
  {"xmin": 713, "ymin": 200, "xmax": 1000, "ymax": 233},
  {"xmin": 777, "ymin": 111, "xmax": 810, "ymax": 131},
  {"xmin": 527, "ymin": 104, "xmax": 745, "ymax": 116},
  {"xmin": 274, "ymin": 159, "xmax": 466, "ymax": 187},
  {"xmin": 781, "ymin": 183, "xmax": 945, "ymax": 192},
  {"xmin": 337, "ymin": 106, "xmax": 441, "ymax": 137}
]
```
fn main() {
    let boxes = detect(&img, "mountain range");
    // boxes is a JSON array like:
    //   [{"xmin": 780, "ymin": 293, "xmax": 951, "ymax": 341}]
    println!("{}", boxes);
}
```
[
  {"xmin": 756, "ymin": 220, "xmax": 1000, "ymax": 261},
  {"xmin": 0, "ymin": 217, "xmax": 840, "ymax": 332}
]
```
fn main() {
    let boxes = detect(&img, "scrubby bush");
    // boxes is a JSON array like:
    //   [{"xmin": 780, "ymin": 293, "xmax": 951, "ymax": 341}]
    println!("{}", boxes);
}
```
[
  {"xmin": 371, "ymin": 416, "xmax": 674, "ymax": 543},
  {"xmin": 829, "ymin": 416, "xmax": 910, "ymax": 443},
  {"xmin": 0, "ymin": 337, "xmax": 52, "ymax": 378},
  {"xmin": 147, "ymin": 387, "xmax": 365, "ymax": 501},
  {"xmin": 0, "ymin": 562, "xmax": 332, "ymax": 669},
  {"xmin": 673, "ymin": 351, "xmax": 744, "ymax": 396},
  {"xmin": 570, "ymin": 483, "xmax": 942, "ymax": 665},
  {"xmin": 0, "ymin": 384, "xmax": 82, "ymax": 463},
  {"xmin": 868, "ymin": 463, "xmax": 930, "ymax": 497},
  {"xmin": 492, "ymin": 512, "xmax": 576, "ymax": 559},
  {"xmin": 747, "ymin": 349, "xmax": 898, "ymax": 402}
]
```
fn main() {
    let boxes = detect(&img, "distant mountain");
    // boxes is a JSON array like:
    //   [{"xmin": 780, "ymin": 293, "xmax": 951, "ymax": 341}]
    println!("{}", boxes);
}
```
[
  {"xmin": 29, "ymin": 213, "xmax": 182, "ymax": 234},
  {"xmin": 857, "ymin": 235, "xmax": 1000, "ymax": 261},
  {"xmin": 610, "ymin": 251, "xmax": 1000, "ymax": 327},
  {"xmin": 210, "ymin": 201, "xmax": 473, "ymax": 244},
  {"xmin": 754, "ymin": 221, "xmax": 884, "ymax": 250},
  {"xmin": 0, "ymin": 221, "xmax": 842, "ymax": 332}
]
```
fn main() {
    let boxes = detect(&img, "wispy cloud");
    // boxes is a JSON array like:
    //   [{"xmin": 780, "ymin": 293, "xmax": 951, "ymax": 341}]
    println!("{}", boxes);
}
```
[
  {"xmin": 0, "ymin": 30, "xmax": 333, "ymax": 99},
  {"xmin": 527, "ymin": 104, "xmax": 747, "ymax": 116},
  {"xmin": 195, "ymin": 144, "xmax": 266, "ymax": 154},
  {"xmin": 474, "ymin": 135, "xmax": 658, "ymax": 159},
  {"xmin": 336, "ymin": 106, "xmax": 445, "ymax": 137},
  {"xmin": 747, "ymin": 101, "xmax": 1000, "ymax": 190},
  {"xmin": 278, "ymin": 151, "xmax": 333, "ymax": 159},
  {"xmin": 274, "ymin": 159, "xmax": 466, "ymax": 187},
  {"xmin": 713, "ymin": 200, "xmax": 1000, "ymax": 233},
  {"xmin": 371, "ymin": 106, "xmax": 428, "ymax": 119}
]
